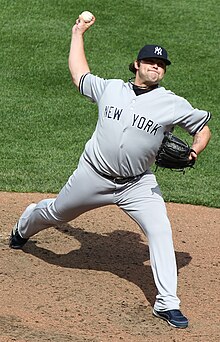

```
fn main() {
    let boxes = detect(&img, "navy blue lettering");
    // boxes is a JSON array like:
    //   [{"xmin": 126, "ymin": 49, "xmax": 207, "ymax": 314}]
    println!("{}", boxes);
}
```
[
  {"xmin": 104, "ymin": 106, "xmax": 123, "ymax": 121},
  {"xmin": 104, "ymin": 106, "xmax": 109, "ymax": 117},
  {"xmin": 137, "ymin": 117, "xmax": 146, "ymax": 129},
  {"xmin": 150, "ymin": 124, "xmax": 162, "ymax": 135},
  {"xmin": 113, "ymin": 108, "xmax": 123, "ymax": 120},
  {"xmin": 143, "ymin": 120, "xmax": 154, "ymax": 132},
  {"xmin": 108, "ymin": 106, "xmax": 114, "ymax": 118},
  {"xmin": 132, "ymin": 114, "xmax": 139, "ymax": 126},
  {"xmin": 132, "ymin": 113, "xmax": 161, "ymax": 135}
]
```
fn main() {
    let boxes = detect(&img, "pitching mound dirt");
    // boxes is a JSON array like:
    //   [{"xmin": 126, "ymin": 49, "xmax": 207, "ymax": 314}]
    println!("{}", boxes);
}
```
[{"xmin": 0, "ymin": 192, "xmax": 219, "ymax": 342}]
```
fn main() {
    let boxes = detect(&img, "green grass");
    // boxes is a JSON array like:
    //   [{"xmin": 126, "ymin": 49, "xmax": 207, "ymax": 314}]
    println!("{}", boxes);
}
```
[{"xmin": 0, "ymin": 0, "xmax": 219, "ymax": 207}]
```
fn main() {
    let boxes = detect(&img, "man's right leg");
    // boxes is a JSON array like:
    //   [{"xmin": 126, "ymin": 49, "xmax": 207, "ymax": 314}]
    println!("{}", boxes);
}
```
[{"xmin": 9, "ymin": 157, "xmax": 115, "ymax": 248}]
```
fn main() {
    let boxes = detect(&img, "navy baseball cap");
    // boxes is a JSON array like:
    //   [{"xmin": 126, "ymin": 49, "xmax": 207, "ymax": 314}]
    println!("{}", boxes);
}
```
[{"xmin": 129, "ymin": 44, "xmax": 171, "ymax": 73}]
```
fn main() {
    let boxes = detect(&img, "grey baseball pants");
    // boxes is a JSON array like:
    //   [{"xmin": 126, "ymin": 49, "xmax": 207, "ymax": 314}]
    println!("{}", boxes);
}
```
[{"xmin": 17, "ymin": 155, "xmax": 180, "ymax": 311}]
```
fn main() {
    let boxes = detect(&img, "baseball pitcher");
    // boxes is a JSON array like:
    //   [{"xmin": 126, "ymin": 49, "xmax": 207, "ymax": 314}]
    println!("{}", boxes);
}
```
[{"xmin": 9, "ymin": 13, "xmax": 211, "ymax": 329}]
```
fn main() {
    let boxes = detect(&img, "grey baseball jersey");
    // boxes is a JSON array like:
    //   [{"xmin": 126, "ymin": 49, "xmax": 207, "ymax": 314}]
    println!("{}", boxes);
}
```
[{"xmin": 80, "ymin": 73, "xmax": 210, "ymax": 177}]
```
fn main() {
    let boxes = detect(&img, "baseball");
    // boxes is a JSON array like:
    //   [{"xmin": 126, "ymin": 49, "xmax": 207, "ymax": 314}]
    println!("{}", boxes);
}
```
[{"xmin": 80, "ymin": 11, "xmax": 94, "ymax": 23}]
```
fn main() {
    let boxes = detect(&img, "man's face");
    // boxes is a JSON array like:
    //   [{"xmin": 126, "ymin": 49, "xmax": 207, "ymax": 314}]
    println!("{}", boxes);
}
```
[{"xmin": 134, "ymin": 58, "xmax": 166, "ymax": 87}]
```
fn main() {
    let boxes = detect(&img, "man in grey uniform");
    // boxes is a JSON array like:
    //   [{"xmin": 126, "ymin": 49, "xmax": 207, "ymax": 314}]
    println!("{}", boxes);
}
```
[{"xmin": 9, "ymin": 14, "xmax": 211, "ymax": 328}]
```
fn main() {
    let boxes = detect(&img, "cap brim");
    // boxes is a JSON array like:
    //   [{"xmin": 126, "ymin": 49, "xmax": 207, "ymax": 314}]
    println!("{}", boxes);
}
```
[
  {"xmin": 139, "ymin": 55, "xmax": 171, "ymax": 65},
  {"xmin": 163, "ymin": 59, "xmax": 171, "ymax": 65}
]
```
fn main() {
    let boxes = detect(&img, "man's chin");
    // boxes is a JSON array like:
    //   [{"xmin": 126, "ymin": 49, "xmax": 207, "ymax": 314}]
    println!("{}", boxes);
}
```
[{"xmin": 146, "ymin": 80, "xmax": 158, "ymax": 86}]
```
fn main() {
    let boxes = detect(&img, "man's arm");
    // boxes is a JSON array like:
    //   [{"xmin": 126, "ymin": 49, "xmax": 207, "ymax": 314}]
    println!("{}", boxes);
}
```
[
  {"xmin": 189, "ymin": 125, "xmax": 211, "ymax": 160},
  {"xmin": 68, "ymin": 14, "xmax": 96, "ymax": 88}
]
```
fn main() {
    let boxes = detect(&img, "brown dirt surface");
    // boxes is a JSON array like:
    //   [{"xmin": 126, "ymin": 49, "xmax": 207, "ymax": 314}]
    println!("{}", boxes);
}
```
[{"xmin": 0, "ymin": 191, "xmax": 219, "ymax": 342}]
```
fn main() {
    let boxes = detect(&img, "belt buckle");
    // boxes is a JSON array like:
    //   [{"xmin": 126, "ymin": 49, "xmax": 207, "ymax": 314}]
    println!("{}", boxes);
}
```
[
  {"xmin": 114, "ymin": 176, "xmax": 131, "ymax": 184},
  {"xmin": 114, "ymin": 177, "xmax": 125, "ymax": 184}
]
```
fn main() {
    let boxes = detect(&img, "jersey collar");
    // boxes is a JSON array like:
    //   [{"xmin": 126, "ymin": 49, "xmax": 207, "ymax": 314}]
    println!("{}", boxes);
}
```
[{"xmin": 128, "ymin": 79, "xmax": 159, "ymax": 96}]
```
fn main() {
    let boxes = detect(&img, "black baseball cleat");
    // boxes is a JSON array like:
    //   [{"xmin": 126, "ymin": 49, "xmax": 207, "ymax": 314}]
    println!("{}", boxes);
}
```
[
  {"xmin": 9, "ymin": 223, "xmax": 29, "ymax": 249},
  {"xmin": 153, "ymin": 309, "xmax": 188, "ymax": 328}
]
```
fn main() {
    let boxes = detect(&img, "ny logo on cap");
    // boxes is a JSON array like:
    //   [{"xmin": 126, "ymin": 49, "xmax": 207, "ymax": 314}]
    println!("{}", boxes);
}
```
[{"xmin": 154, "ymin": 46, "xmax": 163, "ymax": 56}]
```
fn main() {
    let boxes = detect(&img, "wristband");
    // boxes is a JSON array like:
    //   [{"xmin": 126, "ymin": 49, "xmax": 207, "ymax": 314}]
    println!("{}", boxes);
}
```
[{"xmin": 190, "ymin": 148, "xmax": 197, "ymax": 154}]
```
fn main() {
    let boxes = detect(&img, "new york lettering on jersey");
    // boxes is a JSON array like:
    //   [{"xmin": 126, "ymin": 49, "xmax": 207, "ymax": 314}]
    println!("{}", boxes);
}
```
[
  {"xmin": 104, "ymin": 105, "xmax": 123, "ymax": 120},
  {"xmin": 104, "ymin": 105, "xmax": 162, "ymax": 136},
  {"xmin": 132, "ymin": 113, "xmax": 162, "ymax": 135}
]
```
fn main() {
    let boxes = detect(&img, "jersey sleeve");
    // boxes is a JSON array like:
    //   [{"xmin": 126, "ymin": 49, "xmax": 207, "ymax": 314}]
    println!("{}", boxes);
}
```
[
  {"xmin": 172, "ymin": 96, "xmax": 211, "ymax": 135},
  {"xmin": 79, "ymin": 73, "xmax": 110, "ymax": 103}
]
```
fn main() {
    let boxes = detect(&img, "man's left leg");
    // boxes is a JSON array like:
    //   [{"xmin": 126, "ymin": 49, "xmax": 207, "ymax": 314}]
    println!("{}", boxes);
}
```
[{"xmin": 116, "ymin": 173, "xmax": 188, "ymax": 328}]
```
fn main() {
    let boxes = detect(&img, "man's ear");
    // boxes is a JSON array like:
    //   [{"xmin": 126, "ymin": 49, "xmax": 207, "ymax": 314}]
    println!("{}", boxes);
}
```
[{"xmin": 134, "ymin": 60, "xmax": 140, "ymax": 71}]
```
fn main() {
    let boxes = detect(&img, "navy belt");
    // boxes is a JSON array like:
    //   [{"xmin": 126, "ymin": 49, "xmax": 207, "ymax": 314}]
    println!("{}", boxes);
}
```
[{"xmin": 85, "ymin": 158, "xmax": 146, "ymax": 184}]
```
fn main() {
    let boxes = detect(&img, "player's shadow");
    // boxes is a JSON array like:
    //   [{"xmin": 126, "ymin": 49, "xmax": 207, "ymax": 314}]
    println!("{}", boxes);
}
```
[{"xmin": 24, "ymin": 223, "xmax": 192, "ymax": 307}]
